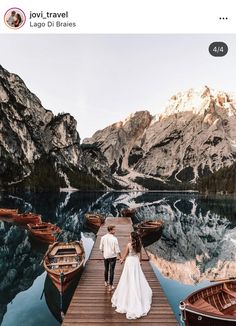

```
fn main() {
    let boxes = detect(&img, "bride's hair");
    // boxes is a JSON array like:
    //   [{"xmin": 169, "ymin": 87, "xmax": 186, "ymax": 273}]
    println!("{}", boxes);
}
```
[{"xmin": 131, "ymin": 231, "xmax": 141, "ymax": 253}]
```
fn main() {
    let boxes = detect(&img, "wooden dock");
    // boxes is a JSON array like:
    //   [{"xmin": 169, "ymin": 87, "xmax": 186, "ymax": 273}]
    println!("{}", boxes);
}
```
[{"xmin": 63, "ymin": 217, "xmax": 178, "ymax": 325}]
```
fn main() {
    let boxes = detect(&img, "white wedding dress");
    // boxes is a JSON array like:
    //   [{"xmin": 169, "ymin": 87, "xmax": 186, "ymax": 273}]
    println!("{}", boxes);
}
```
[{"xmin": 111, "ymin": 243, "xmax": 152, "ymax": 319}]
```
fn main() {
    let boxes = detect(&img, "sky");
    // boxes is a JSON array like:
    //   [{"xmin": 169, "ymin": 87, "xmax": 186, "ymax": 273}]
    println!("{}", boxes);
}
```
[{"xmin": 0, "ymin": 34, "xmax": 235, "ymax": 140}]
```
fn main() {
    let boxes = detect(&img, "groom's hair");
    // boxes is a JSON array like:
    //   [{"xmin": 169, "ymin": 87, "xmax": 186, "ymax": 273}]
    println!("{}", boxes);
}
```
[{"xmin": 107, "ymin": 225, "xmax": 115, "ymax": 232}]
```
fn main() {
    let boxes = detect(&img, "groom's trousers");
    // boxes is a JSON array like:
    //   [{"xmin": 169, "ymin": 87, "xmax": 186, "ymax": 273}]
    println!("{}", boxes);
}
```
[{"xmin": 104, "ymin": 257, "xmax": 117, "ymax": 285}]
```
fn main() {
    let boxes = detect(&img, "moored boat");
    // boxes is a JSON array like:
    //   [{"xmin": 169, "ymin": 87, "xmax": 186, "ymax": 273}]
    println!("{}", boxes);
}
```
[
  {"xmin": 12, "ymin": 212, "xmax": 42, "ymax": 225},
  {"xmin": 27, "ymin": 222, "xmax": 61, "ymax": 244},
  {"xmin": 179, "ymin": 281, "xmax": 236, "ymax": 326},
  {"xmin": 134, "ymin": 220, "xmax": 164, "ymax": 246},
  {"xmin": 85, "ymin": 213, "xmax": 105, "ymax": 230},
  {"xmin": 120, "ymin": 208, "xmax": 136, "ymax": 218},
  {"xmin": 44, "ymin": 274, "xmax": 76, "ymax": 323},
  {"xmin": 0, "ymin": 208, "xmax": 18, "ymax": 218},
  {"xmin": 43, "ymin": 241, "xmax": 85, "ymax": 293}
]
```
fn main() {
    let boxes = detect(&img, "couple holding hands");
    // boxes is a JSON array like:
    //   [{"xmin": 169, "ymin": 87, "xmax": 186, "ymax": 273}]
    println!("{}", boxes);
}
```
[{"xmin": 99, "ymin": 225, "xmax": 152, "ymax": 320}]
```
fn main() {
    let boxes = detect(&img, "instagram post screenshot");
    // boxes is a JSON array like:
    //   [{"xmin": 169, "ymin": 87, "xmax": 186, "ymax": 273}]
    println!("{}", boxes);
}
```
[{"xmin": 0, "ymin": 1, "xmax": 236, "ymax": 325}]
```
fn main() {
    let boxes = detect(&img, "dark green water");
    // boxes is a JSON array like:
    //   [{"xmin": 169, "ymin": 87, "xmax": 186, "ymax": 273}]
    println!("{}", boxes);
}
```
[{"xmin": 0, "ymin": 191, "xmax": 236, "ymax": 325}]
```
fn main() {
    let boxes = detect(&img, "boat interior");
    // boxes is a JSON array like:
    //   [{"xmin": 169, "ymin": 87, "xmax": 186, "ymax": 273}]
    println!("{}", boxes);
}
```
[
  {"xmin": 142, "ymin": 224, "xmax": 162, "ymax": 228},
  {"xmin": 190, "ymin": 282, "xmax": 236, "ymax": 316},
  {"xmin": 47, "ymin": 245, "xmax": 83, "ymax": 273},
  {"xmin": 31, "ymin": 225, "xmax": 51, "ymax": 230}
]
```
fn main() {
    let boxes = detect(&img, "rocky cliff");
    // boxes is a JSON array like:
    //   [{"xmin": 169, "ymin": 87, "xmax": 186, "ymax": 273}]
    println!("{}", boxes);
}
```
[
  {"xmin": 1, "ymin": 65, "xmax": 236, "ymax": 191},
  {"xmin": 84, "ymin": 86, "xmax": 236, "ymax": 189},
  {"xmin": 198, "ymin": 161, "xmax": 236, "ymax": 194},
  {"xmin": 0, "ymin": 65, "xmax": 118, "ymax": 190}
]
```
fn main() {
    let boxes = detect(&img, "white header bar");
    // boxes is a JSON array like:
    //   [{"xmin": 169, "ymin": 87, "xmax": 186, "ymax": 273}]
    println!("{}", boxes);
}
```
[{"xmin": 0, "ymin": 0, "xmax": 235, "ymax": 33}]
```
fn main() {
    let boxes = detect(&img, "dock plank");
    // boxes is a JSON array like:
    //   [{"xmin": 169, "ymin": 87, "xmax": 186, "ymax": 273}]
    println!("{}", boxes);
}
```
[{"xmin": 63, "ymin": 217, "xmax": 177, "ymax": 325}]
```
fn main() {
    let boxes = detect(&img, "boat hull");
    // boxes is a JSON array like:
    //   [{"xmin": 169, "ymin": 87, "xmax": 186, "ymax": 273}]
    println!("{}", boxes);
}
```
[
  {"xmin": 44, "ymin": 241, "xmax": 85, "ymax": 293},
  {"xmin": 0, "ymin": 209, "xmax": 18, "ymax": 221},
  {"xmin": 48, "ymin": 265, "xmax": 84, "ymax": 292},
  {"xmin": 134, "ymin": 220, "xmax": 164, "ymax": 246},
  {"xmin": 85, "ymin": 213, "xmax": 105, "ymax": 230},
  {"xmin": 0, "ymin": 208, "xmax": 18, "ymax": 217},
  {"xmin": 28, "ymin": 223, "xmax": 61, "ymax": 244},
  {"xmin": 140, "ymin": 227, "xmax": 163, "ymax": 246},
  {"xmin": 44, "ymin": 274, "xmax": 81, "ymax": 323},
  {"xmin": 29, "ymin": 232, "xmax": 57, "ymax": 244},
  {"xmin": 120, "ymin": 208, "xmax": 136, "ymax": 218},
  {"xmin": 180, "ymin": 281, "xmax": 236, "ymax": 326},
  {"xmin": 183, "ymin": 309, "xmax": 236, "ymax": 326},
  {"xmin": 12, "ymin": 213, "xmax": 42, "ymax": 225}
]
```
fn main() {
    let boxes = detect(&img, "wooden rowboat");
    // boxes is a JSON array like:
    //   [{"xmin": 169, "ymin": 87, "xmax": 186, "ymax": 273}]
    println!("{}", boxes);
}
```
[
  {"xmin": 27, "ymin": 222, "xmax": 61, "ymax": 244},
  {"xmin": 44, "ymin": 274, "xmax": 76, "ymax": 323},
  {"xmin": 179, "ymin": 281, "xmax": 236, "ymax": 326},
  {"xmin": 135, "ymin": 220, "xmax": 164, "ymax": 237},
  {"xmin": 0, "ymin": 208, "xmax": 18, "ymax": 216},
  {"xmin": 12, "ymin": 212, "xmax": 42, "ymax": 225},
  {"xmin": 134, "ymin": 220, "xmax": 164, "ymax": 246},
  {"xmin": 43, "ymin": 241, "xmax": 85, "ymax": 293},
  {"xmin": 0, "ymin": 208, "xmax": 18, "ymax": 219},
  {"xmin": 85, "ymin": 213, "xmax": 105, "ymax": 230},
  {"xmin": 120, "ymin": 208, "xmax": 136, "ymax": 218}
]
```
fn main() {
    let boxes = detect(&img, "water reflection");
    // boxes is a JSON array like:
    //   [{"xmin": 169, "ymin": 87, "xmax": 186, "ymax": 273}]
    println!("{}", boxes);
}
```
[
  {"xmin": 2, "ymin": 273, "xmax": 59, "ymax": 326},
  {"xmin": 43, "ymin": 231, "xmax": 95, "ymax": 323},
  {"xmin": 0, "ymin": 191, "xmax": 236, "ymax": 325},
  {"xmin": 44, "ymin": 274, "xmax": 71, "ymax": 323},
  {"xmin": 0, "ymin": 224, "xmax": 44, "ymax": 324},
  {"xmin": 44, "ymin": 273, "xmax": 82, "ymax": 323},
  {"xmin": 144, "ymin": 198, "xmax": 236, "ymax": 285}
]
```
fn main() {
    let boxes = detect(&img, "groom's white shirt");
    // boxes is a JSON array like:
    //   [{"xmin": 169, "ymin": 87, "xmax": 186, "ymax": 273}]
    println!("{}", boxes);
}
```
[{"xmin": 99, "ymin": 233, "xmax": 120, "ymax": 259}]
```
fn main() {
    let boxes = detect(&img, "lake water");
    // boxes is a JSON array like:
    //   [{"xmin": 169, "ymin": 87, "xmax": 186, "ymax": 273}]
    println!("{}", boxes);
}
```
[{"xmin": 0, "ymin": 191, "xmax": 236, "ymax": 325}]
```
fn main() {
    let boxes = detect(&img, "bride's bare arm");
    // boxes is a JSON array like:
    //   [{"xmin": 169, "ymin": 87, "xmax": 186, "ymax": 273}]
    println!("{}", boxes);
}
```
[
  {"xmin": 121, "ymin": 244, "xmax": 129, "ymax": 263},
  {"xmin": 139, "ymin": 251, "xmax": 142, "ymax": 263}
]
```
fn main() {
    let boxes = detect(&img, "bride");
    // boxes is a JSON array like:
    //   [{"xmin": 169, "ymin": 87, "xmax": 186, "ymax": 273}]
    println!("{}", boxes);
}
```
[{"xmin": 111, "ymin": 231, "xmax": 152, "ymax": 319}]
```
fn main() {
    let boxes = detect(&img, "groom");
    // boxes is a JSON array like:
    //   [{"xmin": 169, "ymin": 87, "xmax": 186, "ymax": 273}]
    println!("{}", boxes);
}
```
[{"xmin": 99, "ymin": 225, "xmax": 122, "ymax": 292}]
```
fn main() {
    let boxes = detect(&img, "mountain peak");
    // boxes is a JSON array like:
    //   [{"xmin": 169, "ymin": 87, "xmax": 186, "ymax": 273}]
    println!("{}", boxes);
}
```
[{"xmin": 163, "ymin": 86, "xmax": 235, "ymax": 117}]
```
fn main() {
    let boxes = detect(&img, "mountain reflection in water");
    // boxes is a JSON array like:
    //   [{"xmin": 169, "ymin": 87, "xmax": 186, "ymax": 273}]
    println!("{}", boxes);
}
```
[
  {"xmin": 0, "ymin": 191, "xmax": 236, "ymax": 325},
  {"xmin": 135, "ymin": 196, "xmax": 236, "ymax": 285}
]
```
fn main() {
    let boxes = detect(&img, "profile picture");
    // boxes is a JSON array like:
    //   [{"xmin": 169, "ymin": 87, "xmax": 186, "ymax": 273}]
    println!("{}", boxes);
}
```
[{"xmin": 4, "ymin": 8, "xmax": 26, "ymax": 29}]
